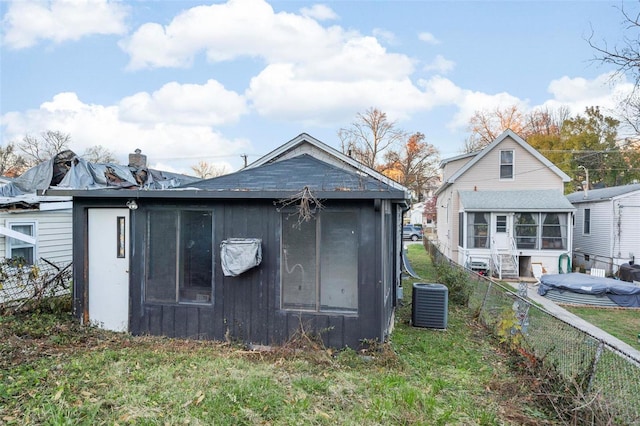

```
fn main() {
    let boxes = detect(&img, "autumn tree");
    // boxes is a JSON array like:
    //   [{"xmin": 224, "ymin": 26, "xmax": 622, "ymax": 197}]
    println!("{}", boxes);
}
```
[
  {"xmin": 191, "ymin": 161, "xmax": 229, "ymax": 179},
  {"xmin": 465, "ymin": 105, "xmax": 528, "ymax": 151},
  {"xmin": 83, "ymin": 145, "xmax": 116, "ymax": 163},
  {"xmin": 379, "ymin": 132, "xmax": 440, "ymax": 201},
  {"xmin": 0, "ymin": 143, "xmax": 29, "ymax": 177},
  {"xmin": 18, "ymin": 131, "xmax": 71, "ymax": 166},
  {"xmin": 338, "ymin": 108, "xmax": 406, "ymax": 168}
]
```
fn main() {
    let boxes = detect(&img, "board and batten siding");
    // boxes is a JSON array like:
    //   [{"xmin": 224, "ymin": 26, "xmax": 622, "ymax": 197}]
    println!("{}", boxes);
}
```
[{"xmin": 1, "ymin": 209, "xmax": 73, "ymax": 265}]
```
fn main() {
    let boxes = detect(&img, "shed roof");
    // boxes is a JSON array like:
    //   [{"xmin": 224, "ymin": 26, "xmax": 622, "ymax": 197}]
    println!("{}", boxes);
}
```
[
  {"xmin": 566, "ymin": 183, "xmax": 640, "ymax": 204},
  {"xmin": 182, "ymin": 154, "xmax": 405, "ymax": 198},
  {"xmin": 459, "ymin": 190, "xmax": 574, "ymax": 212}
]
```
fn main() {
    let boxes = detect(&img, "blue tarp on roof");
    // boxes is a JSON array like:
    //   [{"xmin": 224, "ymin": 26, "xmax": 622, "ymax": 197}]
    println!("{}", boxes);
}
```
[{"xmin": 538, "ymin": 273, "xmax": 640, "ymax": 308}]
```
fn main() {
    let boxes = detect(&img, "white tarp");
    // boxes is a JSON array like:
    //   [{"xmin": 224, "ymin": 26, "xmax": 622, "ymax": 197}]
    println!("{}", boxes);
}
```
[{"xmin": 220, "ymin": 238, "xmax": 262, "ymax": 277}]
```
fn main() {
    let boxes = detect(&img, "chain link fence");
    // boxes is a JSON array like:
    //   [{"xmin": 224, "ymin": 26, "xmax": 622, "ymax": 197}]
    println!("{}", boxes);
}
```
[
  {"xmin": 426, "ymin": 239, "xmax": 640, "ymax": 424},
  {"xmin": 0, "ymin": 257, "xmax": 72, "ymax": 311}
]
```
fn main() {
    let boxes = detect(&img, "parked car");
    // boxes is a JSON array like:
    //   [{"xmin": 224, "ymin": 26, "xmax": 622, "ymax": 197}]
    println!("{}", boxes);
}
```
[{"xmin": 403, "ymin": 225, "xmax": 423, "ymax": 241}]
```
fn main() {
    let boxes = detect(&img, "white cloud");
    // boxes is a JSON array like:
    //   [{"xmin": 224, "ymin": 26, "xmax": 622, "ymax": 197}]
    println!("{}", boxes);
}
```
[
  {"xmin": 119, "ymin": 0, "xmax": 350, "ymax": 69},
  {"xmin": 1, "ymin": 0, "xmax": 128, "ymax": 49},
  {"xmin": 299, "ymin": 4, "xmax": 337, "ymax": 21},
  {"xmin": 0, "ymin": 92, "xmax": 252, "ymax": 174},
  {"xmin": 119, "ymin": 80, "xmax": 248, "ymax": 126},
  {"xmin": 372, "ymin": 28, "xmax": 396, "ymax": 45},
  {"xmin": 423, "ymin": 54, "xmax": 455, "ymax": 74},
  {"xmin": 418, "ymin": 32, "xmax": 440, "ymax": 45},
  {"xmin": 543, "ymin": 72, "xmax": 633, "ymax": 115}
]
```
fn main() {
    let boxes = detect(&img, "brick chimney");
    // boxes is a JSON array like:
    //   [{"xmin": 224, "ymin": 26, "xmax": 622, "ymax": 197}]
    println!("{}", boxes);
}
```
[{"xmin": 128, "ymin": 148, "xmax": 147, "ymax": 168}]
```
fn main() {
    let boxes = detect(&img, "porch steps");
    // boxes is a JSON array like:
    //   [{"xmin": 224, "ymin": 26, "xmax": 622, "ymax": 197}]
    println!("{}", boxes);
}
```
[{"xmin": 495, "ymin": 254, "xmax": 518, "ymax": 279}]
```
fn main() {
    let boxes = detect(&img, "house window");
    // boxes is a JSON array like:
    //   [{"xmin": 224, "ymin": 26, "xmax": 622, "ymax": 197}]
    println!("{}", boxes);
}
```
[
  {"xmin": 514, "ymin": 213, "xmax": 538, "ymax": 249},
  {"xmin": 500, "ymin": 150, "xmax": 514, "ymax": 179},
  {"xmin": 541, "ymin": 213, "xmax": 567, "ymax": 250},
  {"xmin": 583, "ymin": 209, "xmax": 591, "ymax": 235},
  {"xmin": 145, "ymin": 209, "xmax": 213, "ymax": 304},
  {"xmin": 496, "ymin": 215, "xmax": 507, "ymax": 233},
  {"xmin": 467, "ymin": 213, "xmax": 489, "ymax": 248},
  {"xmin": 5, "ymin": 222, "xmax": 36, "ymax": 264},
  {"xmin": 458, "ymin": 212, "xmax": 464, "ymax": 247},
  {"xmin": 281, "ymin": 211, "xmax": 358, "ymax": 313}
]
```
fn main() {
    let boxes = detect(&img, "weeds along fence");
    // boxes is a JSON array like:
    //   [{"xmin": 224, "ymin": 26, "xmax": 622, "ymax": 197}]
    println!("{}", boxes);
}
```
[
  {"xmin": 425, "ymin": 239, "xmax": 640, "ymax": 425},
  {"xmin": 0, "ymin": 258, "xmax": 72, "ymax": 311}
]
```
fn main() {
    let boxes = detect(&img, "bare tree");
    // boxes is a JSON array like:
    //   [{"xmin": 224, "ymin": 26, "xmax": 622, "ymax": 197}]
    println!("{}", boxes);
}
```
[
  {"xmin": 191, "ymin": 161, "xmax": 229, "ymax": 179},
  {"xmin": 0, "ymin": 143, "xmax": 29, "ymax": 177},
  {"xmin": 18, "ymin": 131, "xmax": 71, "ymax": 166},
  {"xmin": 465, "ymin": 105, "xmax": 527, "ymax": 152},
  {"xmin": 83, "ymin": 145, "xmax": 117, "ymax": 163},
  {"xmin": 380, "ymin": 132, "xmax": 440, "ymax": 200},
  {"xmin": 338, "ymin": 108, "xmax": 406, "ymax": 168}
]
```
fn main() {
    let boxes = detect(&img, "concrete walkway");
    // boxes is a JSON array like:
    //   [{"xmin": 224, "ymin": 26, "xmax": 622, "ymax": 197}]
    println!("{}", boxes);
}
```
[{"xmin": 506, "ymin": 280, "xmax": 640, "ymax": 361}]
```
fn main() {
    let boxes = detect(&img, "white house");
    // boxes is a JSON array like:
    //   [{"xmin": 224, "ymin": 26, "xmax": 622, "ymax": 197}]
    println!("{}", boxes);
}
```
[
  {"xmin": 435, "ymin": 130, "xmax": 574, "ymax": 279},
  {"xmin": 567, "ymin": 183, "xmax": 640, "ymax": 275}
]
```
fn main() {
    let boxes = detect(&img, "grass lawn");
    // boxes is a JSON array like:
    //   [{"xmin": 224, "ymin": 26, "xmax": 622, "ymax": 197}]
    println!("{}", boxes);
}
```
[
  {"xmin": 0, "ymin": 244, "xmax": 557, "ymax": 425},
  {"xmin": 562, "ymin": 305, "xmax": 640, "ymax": 350}
]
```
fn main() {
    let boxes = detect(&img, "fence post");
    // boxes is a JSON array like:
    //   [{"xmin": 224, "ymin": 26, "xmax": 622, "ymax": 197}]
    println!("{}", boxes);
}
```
[{"xmin": 586, "ymin": 341, "xmax": 604, "ymax": 393}]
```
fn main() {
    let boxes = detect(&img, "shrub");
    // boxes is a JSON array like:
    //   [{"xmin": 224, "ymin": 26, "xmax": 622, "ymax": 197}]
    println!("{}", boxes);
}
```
[{"xmin": 434, "ymin": 260, "xmax": 472, "ymax": 306}]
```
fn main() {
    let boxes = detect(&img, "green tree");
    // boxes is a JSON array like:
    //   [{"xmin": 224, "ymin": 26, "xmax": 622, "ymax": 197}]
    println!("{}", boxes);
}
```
[{"xmin": 561, "ymin": 107, "xmax": 623, "ymax": 189}]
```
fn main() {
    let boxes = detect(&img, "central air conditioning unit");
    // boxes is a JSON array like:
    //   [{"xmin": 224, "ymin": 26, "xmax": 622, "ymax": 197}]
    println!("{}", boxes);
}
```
[{"xmin": 412, "ymin": 283, "xmax": 448, "ymax": 329}]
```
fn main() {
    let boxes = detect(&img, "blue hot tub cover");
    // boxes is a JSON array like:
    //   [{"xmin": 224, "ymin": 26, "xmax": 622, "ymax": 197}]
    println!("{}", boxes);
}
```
[{"xmin": 538, "ymin": 273, "xmax": 640, "ymax": 308}]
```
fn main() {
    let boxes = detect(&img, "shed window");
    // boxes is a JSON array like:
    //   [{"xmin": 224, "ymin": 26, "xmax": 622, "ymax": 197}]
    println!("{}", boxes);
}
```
[
  {"xmin": 500, "ymin": 150, "xmax": 514, "ymax": 179},
  {"xmin": 583, "ymin": 209, "xmax": 591, "ymax": 235},
  {"xmin": 145, "ymin": 209, "xmax": 213, "ymax": 304},
  {"xmin": 5, "ymin": 221, "xmax": 36, "ymax": 265},
  {"xmin": 281, "ymin": 212, "xmax": 358, "ymax": 313}
]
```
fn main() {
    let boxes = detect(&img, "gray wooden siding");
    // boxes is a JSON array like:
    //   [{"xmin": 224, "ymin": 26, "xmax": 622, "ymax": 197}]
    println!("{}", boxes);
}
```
[{"xmin": 75, "ymin": 198, "xmax": 392, "ymax": 349}]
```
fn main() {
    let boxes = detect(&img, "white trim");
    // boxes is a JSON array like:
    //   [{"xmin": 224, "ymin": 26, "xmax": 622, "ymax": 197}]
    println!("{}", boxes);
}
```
[
  {"xmin": 0, "ymin": 225, "xmax": 37, "ymax": 244},
  {"xmin": 38, "ymin": 201, "xmax": 73, "ymax": 211}
]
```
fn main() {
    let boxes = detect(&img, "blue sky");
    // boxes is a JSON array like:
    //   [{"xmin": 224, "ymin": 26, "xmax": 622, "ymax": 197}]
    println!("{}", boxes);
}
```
[{"xmin": 0, "ymin": 0, "xmax": 634, "ymax": 174}]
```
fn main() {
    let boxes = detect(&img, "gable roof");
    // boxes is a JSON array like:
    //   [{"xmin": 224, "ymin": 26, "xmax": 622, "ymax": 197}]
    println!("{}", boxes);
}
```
[
  {"xmin": 248, "ymin": 133, "xmax": 408, "ymax": 194},
  {"xmin": 460, "ymin": 190, "xmax": 574, "ymax": 212},
  {"xmin": 436, "ymin": 130, "xmax": 571, "ymax": 195},
  {"xmin": 182, "ymin": 154, "xmax": 406, "ymax": 199},
  {"xmin": 566, "ymin": 183, "xmax": 640, "ymax": 204}
]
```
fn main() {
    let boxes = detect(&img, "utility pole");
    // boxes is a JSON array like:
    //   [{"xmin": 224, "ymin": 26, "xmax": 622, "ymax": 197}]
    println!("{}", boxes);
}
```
[{"xmin": 578, "ymin": 165, "xmax": 589, "ymax": 198}]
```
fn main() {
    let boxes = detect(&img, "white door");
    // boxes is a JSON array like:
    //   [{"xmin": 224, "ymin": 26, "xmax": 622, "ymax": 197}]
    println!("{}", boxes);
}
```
[
  {"xmin": 88, "ymin": 208, "xmax": 130, "ymax": 332},
  {"xmin": 492, "ymin": 214, "xmax": 512, "ymax": 250}
]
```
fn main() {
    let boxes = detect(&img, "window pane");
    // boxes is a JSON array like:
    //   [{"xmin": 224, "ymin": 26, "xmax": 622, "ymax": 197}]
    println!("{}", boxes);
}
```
[
  {"xmin": 282, "ymin": 216, "xmax": 316, "ymax": 310},
  {"xmin": 11, "ymin": 247, "xmax": 34, "ymax": 265},
  {"xmin": 320, "ymin": 212, "xmax": 358, "ymax": 312},
  {"xmin": 496, "ymin": 215, "xmax": 507, "ymax": 233},
  {"xmin": 500, "ymin": 150, "xmax": 513, "ymax": 179},
  {"xmin": 515, "ymin": 213, "xmax": 538, "ymax": 249},
  {"xmin": 542, "ymin": 213, "xmax": 566, "ymax": 250},
  {"xmin": 146, "ymin": 210, "xmax": 177, "ymax": 302},
  {"xmin": 179, "ymin": 210, "xmax": 213, "ymax": 303},
  {"xmin": 584, "ymin": 209, "xmax": 591, "ymax": 234},
  {"xmin": 467, "ymin": 213, "xmax": 489, "ymax": 248}
]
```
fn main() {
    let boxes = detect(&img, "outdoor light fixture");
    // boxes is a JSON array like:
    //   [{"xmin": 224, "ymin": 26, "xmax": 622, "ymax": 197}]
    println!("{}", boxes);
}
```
[{"xmin": 126, "ymin": 200, "xmax": 138, "ymax": 210}]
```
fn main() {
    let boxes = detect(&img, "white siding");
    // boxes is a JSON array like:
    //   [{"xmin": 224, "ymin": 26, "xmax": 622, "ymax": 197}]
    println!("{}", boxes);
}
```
[
  {"xmin": 616, "ymin": 192, "xmax": 640, "ymax": 265},
  {"xmin": 454, "ymin": 139, "xmax": 564, "ymax": 192},
  {"xmin": 1, "ymin": 209, "xmax": 73, "ymax": 266}
]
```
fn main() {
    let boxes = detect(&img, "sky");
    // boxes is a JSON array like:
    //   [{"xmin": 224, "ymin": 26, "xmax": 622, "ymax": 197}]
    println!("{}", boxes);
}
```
[{"xmin": 0, "ymin": 0, "xmax": 635, "ymax": 174}]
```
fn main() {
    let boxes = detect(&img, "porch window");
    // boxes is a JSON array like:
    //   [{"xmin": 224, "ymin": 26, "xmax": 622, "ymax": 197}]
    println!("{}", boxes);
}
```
[
  {"xmin": 467, "ymin": 213, "xmax": 489, "ymax": 248},
  {"xmin": 5, "ymin": 222, "xmax": 36, "ymax": 265},
  {"xmin": 145, "ymin": 209, "xmax": 213, "ymax": 304},
  {"xmin": 281, "ymin": 211, "xmax": 358, "ymax": 313},
  {"xmin": 583, "ymin": 209, "xmax": 591, "ymax": 235},
  {"xmin": 541, "ymin": 213, "xmax": 567, "ymax": 250},
  {"xmin": 500, "ymin": 150, "xmax": 514, "ymax": 180},
  {"xmin": 515, "ymin": 213, "xmax": 538, "ymax": 249}
]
